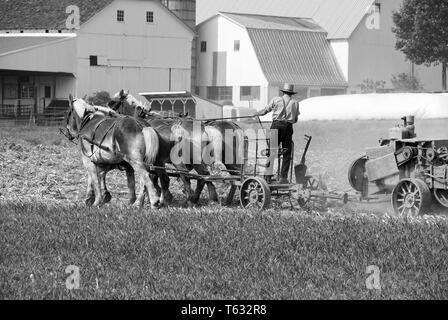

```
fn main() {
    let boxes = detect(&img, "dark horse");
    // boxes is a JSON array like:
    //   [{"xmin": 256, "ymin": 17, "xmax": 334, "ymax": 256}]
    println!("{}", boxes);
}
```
[
  {"xmin": 115, "ymin": 90, "xmax": 246, "ymax": 205},
  {"xmin": 65, "ymin": 96, "xmax": 163, "ymax": 209},
  {"xmin": 115, "ymin": 90, "xmax": 220, "ymax": 205}
]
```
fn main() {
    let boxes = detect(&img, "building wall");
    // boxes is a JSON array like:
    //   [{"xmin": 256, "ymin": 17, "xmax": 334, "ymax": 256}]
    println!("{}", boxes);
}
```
[
  {"xmin": 196, "ymin": 15, "xmax": 269, "ymax": 109},
  {"xmin": 75, "ymin": 0, "xmax": 194, "ymax": 97},
  {"xmin": 348, "ymin": 0, "xmax": 442, "ymax": 92},
  {"xmin": 0, "ymin": 37, "xmax": 77, "ymax": 74}
]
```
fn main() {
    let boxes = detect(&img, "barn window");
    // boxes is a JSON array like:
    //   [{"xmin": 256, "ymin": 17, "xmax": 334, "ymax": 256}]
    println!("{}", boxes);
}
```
[
  {"xmin": 90, "ymin": 55, "xmax": 98, "ymax": 66},
  {"xmin": 207, "ymin": 86, "xmax": 233, "ymax": 101},
  {"xmin": 234, "ymin": 40, "xmax": 240, "ymax": 51},
  {"xmin": 240, "ymin": 86, "xmax": 260, "ymax": 101},
  {"xmin": 117, "ymin": 10, "xmax": 124, "ymax": 22},
  {"xmin": 146, "ymin": 11, "xmax": 154, "ymax": 23},
  {"xmin": 200, "ymin": 41, "xmax": 207, "ymax": 52}
]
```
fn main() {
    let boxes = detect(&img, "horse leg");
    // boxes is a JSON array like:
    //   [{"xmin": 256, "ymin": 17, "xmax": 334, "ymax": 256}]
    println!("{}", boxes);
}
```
[
  {"xmin": 85, "ymin": 173, "xmax": 95, "ymax": 207},
  {"xmin": 98, "ymin": 167, "xmax": 112, "ymax": 204},
  {"xmin": 178, "ymin": 171, "xmax": 194, "ymax": 207},
  {"xmin": 126, "ymin": 166, "xmax": 137, "ymax": 205},
  {"xmin": 194, "ymin": 165, "xmax": 219, "ymax": 204},
  {"xmin": 82, "ymin": 157, "xmax": 103, "ymax": 207},
  {"xmin": 159, "ymin": 171, "xmax": 173, "ymax": 204},
  {"xmin": 142, "ymin": 169, "xmax": 161, "ymax": 209}
]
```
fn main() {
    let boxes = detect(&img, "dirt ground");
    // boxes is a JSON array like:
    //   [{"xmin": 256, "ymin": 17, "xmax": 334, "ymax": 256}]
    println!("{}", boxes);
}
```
[{"xmin": 1, "ymin": 118, "xmax": 447, "ymax": 215}]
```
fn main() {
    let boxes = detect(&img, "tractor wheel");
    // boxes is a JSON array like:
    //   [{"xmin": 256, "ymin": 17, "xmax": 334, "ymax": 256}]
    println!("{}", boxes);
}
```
[
  {"xmin": 240, "ymin": 177, "xmax": 271, "ymax": 210},
  {"xmin": 433, "ymin": 189, "xmax": 448, "ymax": 209},
  {"xmin": 348, "ymin": 155, "xmax": 367, "ymax": 193},
  {"xmin": 391, "ymin": 179, "xmax": 431, "ymax": 217}
]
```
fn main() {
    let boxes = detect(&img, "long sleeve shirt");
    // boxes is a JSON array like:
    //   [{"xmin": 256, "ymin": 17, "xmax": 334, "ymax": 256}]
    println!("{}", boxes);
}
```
[{"xmin": 257, "ymin": 95, "xmax": 300, "ymax": 124}]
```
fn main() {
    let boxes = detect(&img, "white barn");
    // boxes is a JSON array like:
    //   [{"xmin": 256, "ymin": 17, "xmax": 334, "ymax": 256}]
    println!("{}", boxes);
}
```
[
  {"xmin": 196, "ymin": 12, "xmax": 348, "ymax": 110},
  {"xmin": 196, "ymin": 0, "xmax": 443, "ymax": 98},
  {"xmin": 0, "ymin": 0, "xmax": 194, "ymax": 118}
]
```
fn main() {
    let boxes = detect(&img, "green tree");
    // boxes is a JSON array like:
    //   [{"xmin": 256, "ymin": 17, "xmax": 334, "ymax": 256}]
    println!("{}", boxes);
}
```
[
  {"xmin": 392, "ymin": 0, "xmax": 448, "ymax": 90},
  {"xmin": 391, "ymin": 72, "xmax": 423, "ymax": 92}
]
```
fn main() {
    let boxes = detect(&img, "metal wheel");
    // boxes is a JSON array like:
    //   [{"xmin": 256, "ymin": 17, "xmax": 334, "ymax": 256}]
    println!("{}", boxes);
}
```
[
  {"xmin": 433, "ymin": 189, "xmax": 448, "ymax": 208},
  {"xmin": 392, "ymin": 179, "xmax": 431, "ymax": 217},
  {"xmin": 240, "ymin": 177, "xmax": 271, "ymax": 210},
  {"xmin": 348, "ymin": 156, "xmax": 367, "ymax": 192}
]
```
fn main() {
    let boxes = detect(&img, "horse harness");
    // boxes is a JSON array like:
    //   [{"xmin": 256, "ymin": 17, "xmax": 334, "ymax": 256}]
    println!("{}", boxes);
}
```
[{"xmin": 79, "ymin": 113, "xmax": 121, "ymax": 159}]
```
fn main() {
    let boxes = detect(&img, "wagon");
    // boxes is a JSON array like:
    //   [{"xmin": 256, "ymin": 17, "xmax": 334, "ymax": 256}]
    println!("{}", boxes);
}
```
[
  {"xmin": 348, "ymin": 115, "xmax": 448, "ymax": 217},
  {"xmin": 155, "ymin": 119, "xmax": 348, "ymax": 211}
]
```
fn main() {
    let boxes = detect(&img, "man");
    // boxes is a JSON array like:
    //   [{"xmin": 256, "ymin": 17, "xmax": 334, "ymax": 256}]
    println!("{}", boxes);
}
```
[{"xmin": 254, "ymin": 83, "xmax": 300, "ymax": 184}]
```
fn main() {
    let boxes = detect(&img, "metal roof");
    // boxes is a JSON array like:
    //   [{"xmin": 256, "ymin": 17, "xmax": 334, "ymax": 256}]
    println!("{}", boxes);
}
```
[
  {"xmin": 247, "ymin": 28, "xmax": 347, "ymax": 87},
  {"xmin": 221, "ymin": 12, "xmax": 324, "ymax": 32},
  {"xmin": 198, "ymin": 0, "xmax": 376, "ymax": 39}
]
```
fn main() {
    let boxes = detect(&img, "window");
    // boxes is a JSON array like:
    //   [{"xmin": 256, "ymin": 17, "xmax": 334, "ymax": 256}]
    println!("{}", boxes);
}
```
[
  {"xmin": 321, "ymin": 88, "xmax": 347, "ymax": 96},
  {"xmin": 309, "ymin": 88, "xmax": 321, "ymax": 97},
  {"xmin": 90, "ymin": 55, "xmax": 98, "ymax": 66},
  {"xmin": 240, "ymin": 86, "xmax": 260, "ymax": 101},
  {"xmin": 4, "ymin": 84, "xmax": 18, "ymax": 99},
  {"xmin": 234, "ymin": 40, "xmax": 240, "ymax": 52},
  {"xmin": 21, "ymin": 85, "xmax": 35, "ymax": 99},
  {"xmin": 44, "ymin": 86, "xmax": 52, "ymax": 98},
  {"xmin": 117, "ymin": 10, "xmax": 124, "ymax": 22},
  {"xmin": 200, "ymin": 41, "xmax": 207, "ymax": 52},
  {"xmin": 146, "ymin": 11, "xmax": 154, "ymax": 23},
  {"xmin": 207, "ymin": 86, "xmax": 233, "ymax": 101}
]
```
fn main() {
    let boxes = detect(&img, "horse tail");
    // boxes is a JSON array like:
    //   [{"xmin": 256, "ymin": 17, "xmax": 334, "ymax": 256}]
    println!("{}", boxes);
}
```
[
  {"xmin": 205, "ymin": 125, "xmax": 225, "ymax": 168},
  {"xmin": 142, "ymin": 127, "xmax": 159, "ymax": 165}
]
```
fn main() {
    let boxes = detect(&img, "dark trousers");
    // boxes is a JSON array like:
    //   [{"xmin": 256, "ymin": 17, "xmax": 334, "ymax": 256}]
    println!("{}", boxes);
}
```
[{"xmin": 271, "ymin": 121, "xmax": 293, "ymax": 179}]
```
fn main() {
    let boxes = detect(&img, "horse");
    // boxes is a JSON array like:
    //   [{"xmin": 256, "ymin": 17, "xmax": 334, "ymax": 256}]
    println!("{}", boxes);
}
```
[
  {"xmin": 114, "ymin": 90, "xmax": 220, "ymax": 205},
  {"xmin": 65, "ymin": 96, "xmax": 162, "ymax": 209}
]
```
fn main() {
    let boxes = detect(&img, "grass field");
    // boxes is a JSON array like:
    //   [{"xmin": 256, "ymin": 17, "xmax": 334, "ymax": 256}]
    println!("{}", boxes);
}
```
[{"xmin": 1, "ymin": 120, "xmax": 448, "ymax": 299}]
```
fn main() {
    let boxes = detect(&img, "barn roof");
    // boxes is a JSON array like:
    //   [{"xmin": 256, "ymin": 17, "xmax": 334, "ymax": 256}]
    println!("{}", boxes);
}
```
[
  {"xmin": 220, "ymin": 13, "xmax": 347, "ymax": 87},
  {"xmin": 0, "ymin": 0, "xmax": 194, "ymax": 34},
  {"xmin": 198, "ymin": 0, "xmax": 376, "ymax": 39},
  {"xmin": 0, "ymin": 0, "xmax": 115, "ymax": 30}
]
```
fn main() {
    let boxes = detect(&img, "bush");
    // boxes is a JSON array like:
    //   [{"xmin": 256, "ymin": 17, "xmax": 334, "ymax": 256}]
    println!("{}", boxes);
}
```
[
  {"xmin": 391, "ymin": 73, "xmax": 424, "ymax": 92},
  {"xmin": 86, "ymin": 91, "xmax": 112, "ymax": 106},
  {"xmin": 358, "ymin": 79, "xmax": 387, "ymax": 93}
]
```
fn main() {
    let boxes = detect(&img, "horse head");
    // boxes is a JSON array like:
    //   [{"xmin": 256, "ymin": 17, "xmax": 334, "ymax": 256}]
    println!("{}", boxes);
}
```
[
  {"xmin": 66, "ymin": 96, "xmax": 91, "ymax": 140},
  {"xmin": 114, "ymin": 89, "xmax": 150, "ymax": 115}
]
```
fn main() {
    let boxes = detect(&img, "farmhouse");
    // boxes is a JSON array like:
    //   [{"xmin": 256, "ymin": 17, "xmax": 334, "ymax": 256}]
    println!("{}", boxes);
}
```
[
  {"xmin": 195, "ymin": 0, "xmax": 443, "ymax": 107},
  {"xmin": 0, "ymin": 0, "xmax": 195, "ymax": 120}
]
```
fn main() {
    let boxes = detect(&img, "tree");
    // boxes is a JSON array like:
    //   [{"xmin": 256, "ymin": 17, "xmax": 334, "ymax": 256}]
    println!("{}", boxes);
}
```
[
  {"xmin": 391, "ymin": 72, "xmax": 424, "ymax": 92},
  {"xmin": 392, "ymin": 0, "xmax": 448, "ymax": 90}
]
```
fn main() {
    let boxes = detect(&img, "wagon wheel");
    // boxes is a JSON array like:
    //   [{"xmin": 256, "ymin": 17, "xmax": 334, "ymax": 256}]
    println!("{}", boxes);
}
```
[
  {"xmin": 433, "ymin": 189, "xmax": 448, "ymax": 209},
  {"xmin": 391, "ymin": 179, "xmax": 431, "ymax": 217},
  {"xmin": 240, "ymin": 177, "xmax": 271, "ymax": 210}
]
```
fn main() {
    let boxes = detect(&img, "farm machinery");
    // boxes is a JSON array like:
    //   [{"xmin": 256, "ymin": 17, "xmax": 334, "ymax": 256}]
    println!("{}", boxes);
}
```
[{"xmin": 348, "ymin": 115, "xmax": 448, "ymax": 216}]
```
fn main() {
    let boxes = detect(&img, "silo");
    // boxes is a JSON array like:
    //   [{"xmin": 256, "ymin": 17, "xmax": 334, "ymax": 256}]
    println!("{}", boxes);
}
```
[{"xmin": 160, "ymin": 0, "xmax": 197, "ymax": 90}]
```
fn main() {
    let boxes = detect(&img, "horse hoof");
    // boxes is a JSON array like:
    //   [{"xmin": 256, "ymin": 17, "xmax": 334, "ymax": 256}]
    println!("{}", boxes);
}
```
[{"xmin": 103, "ymin": 192, "xmax": 112, "ymax": 204}]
